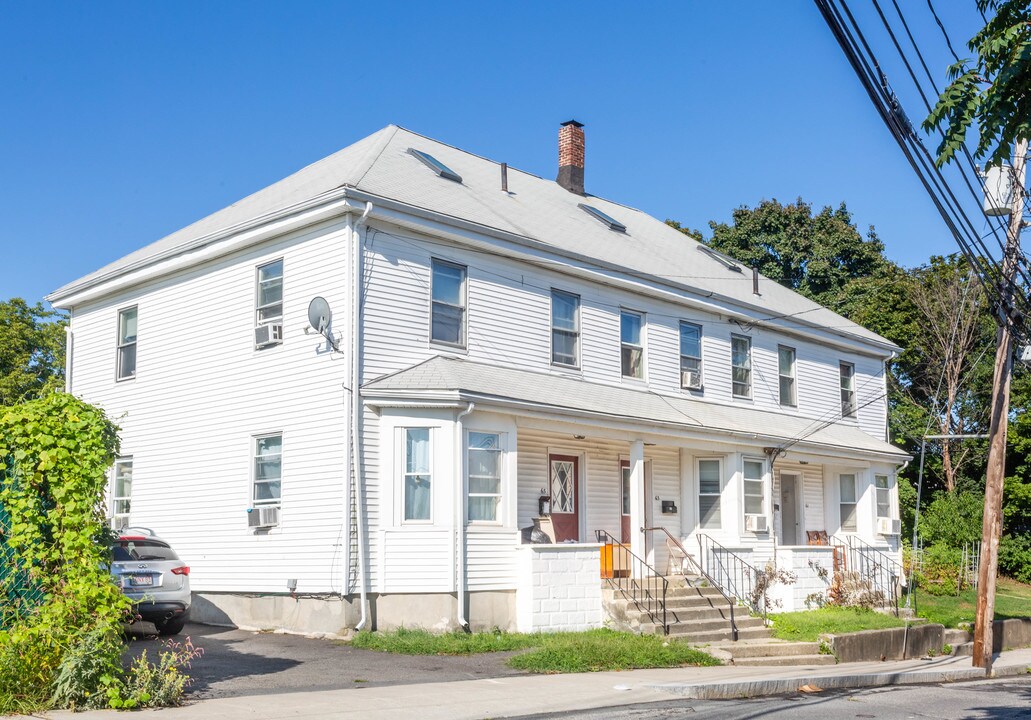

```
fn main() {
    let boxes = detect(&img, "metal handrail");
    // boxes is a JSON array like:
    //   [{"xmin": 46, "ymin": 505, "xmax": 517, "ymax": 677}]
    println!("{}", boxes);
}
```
[
  {"xmin": 695, "ymin": 533, "xmax": 767, "ymax": 621},
  {"xmin": 595, "ymin": 530, "xmax": 668, "ymax": 634},
  {"xmin": 645, "ymin": 526, "xmax": 740, "ymax": 641},
  {"xmin": 835, "ymin": 534, "xmax": 905, "ymax": 617}
]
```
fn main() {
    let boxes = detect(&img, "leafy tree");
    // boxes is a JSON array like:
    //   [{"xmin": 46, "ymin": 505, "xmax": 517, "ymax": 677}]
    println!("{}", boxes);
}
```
[
  {"xmin": 0, "ymin": 299, "xmax": 66, "ymax": 406},
  {"xmin": 664, "ymin": 219, "xmax": 705, "ymax": 241},
  {"xmin": 924, "ymin": 0, "xmax": 1031, "ymax": 167},
  {"xmin": 705, "ymin": 199, "xmax": 889, "ymax": 307}
]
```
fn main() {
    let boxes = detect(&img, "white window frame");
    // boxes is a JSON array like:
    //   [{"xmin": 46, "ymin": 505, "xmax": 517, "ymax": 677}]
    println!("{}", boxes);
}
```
[
  {"xmin": 875, "ymin": 474, "xmax": 892, "ymax": 520},
  {"xmin": 731, "ymin": 334, "xmax": 752, "ymax": 399},
  {"xmin": 679, "ymin": 321, "xmax": 703, "ymax": 389},
  {"xmin": 116, "ymin": 306, "xmax": 137, "ymax": 381},
  {"xmin": 778, "ymin": 345, "xmax": 797, "ymax": 407},
  {"xmin": 840, "ymin": 361, "xmax": 857, "ymax": 418},
  {"xmin": 252, "ymin": 433, "xmax": 283, "ymax": 508},
  {"xmin": 255, "ymin": 258, "xmax": 284, "ymax": 329},
  {"xmin": 697, "ymin": 457, "xmax": 723, "ymax": 530},
  {"xmin": 467, "ymin": 431, "xmax": 503, "ymax": 524},
  {"xmin": 742, "ymin": 456, "xmax": 767, "ymax": 528},
  {"xmin": 430, "ymin": 259, "xmax": 468, "ymax": 348},
  {"xmin": 111, "ymin": 457, "xmax": 133, "ymax": 530},
  {"xmin": 550, "ymin": 289, "xmax": 581, "ymax": 368},
  {"xmin": 839, "ymin": 472, "xmax": 858, "ymax": 532},
  {"xmin": 620, "ymin": 309, "xmax": 645, "ymax": 380},
  {"xmin": 402, "ymin": 427, "xmax": 433, "ymax": 523}
]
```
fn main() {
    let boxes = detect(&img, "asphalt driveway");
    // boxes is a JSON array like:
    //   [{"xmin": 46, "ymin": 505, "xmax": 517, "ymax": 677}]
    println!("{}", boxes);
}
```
[{"xmin": 125, "ymin": 623, "xmax": 525, "ymax": 699}]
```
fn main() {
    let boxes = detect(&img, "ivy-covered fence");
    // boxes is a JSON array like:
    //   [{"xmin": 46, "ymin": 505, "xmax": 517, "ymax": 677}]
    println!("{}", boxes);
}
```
[
  {"xmin": 0, "ymin": 393, "xmax": 130, "ymax": 712},
  {"xmin": 0, "ymin": 463, "xmax": 47, "ymax": 628}
]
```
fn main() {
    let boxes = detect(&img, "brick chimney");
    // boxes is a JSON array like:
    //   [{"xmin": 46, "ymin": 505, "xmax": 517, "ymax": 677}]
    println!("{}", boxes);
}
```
[{"xmin": 557, "ymin": 120, "xmax": 585, "ymax": 195}]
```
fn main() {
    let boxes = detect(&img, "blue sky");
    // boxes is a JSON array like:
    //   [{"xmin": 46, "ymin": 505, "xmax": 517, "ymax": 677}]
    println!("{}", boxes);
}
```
[{"xmin": 0, "ymin": 1, "xmax": 991, "ymax": 305}]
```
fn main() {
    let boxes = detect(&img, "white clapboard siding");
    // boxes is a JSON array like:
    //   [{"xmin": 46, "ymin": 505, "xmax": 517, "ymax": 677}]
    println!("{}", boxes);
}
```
[
  {"xmin": 359, "ymin": 226, "xmax": 890, "ymax": 448},
  {"xmin": 70, "ymin": 221, "xmax": 352, "ymax": 594},
  {"xmin": 379, "ymin": 528, "xmax": 452, "ymax": 593},
  {"xmin": 467, "ymin": 530, "xmax": 521, "ymax": 590}
]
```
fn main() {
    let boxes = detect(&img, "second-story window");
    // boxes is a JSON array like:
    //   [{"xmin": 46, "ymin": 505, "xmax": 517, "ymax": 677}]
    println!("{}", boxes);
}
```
[
  {"xmin": 116, "ymin": 306, "xmax": 137, "ymax": 380},
  {"xmin": 255, "ymin": 259, "xmax": 284, "ymax": 348},
  {"xmin": 679, "ymin": 322, "xmax": 702, "ymax": 389},
  {"xmin": 778, "ymin": 345, "xmax": 797, "ymax": 407},
  {"xmin": 551, "ymin": 290, "xmax": 580, "ymax": 367},
  {"xmin": 431, "ymin": 260, "xmax": 467, "ymax": 347},
  {"xmin": 840, "ymin": 362, "xmax": 856, "ymax": 418},
  {"xmin": 731, "ymin": 334, "xmax": 751, "ymax": 398},
  {"xmin": 620, "ymin": 310, "xmax": 644, "ymax": 379}
]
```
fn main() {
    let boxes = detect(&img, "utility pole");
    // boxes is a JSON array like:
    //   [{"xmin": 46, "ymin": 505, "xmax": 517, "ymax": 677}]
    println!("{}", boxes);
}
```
[{"xmin": 973, "ymin": 137, "xmax": 1028, "ymax": 672}]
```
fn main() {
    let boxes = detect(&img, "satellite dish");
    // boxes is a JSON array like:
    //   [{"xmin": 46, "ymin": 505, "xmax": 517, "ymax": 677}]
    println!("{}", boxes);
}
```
[{"xmin": 307, "ymin": 296, "xmax": 332, "ymax": 335}]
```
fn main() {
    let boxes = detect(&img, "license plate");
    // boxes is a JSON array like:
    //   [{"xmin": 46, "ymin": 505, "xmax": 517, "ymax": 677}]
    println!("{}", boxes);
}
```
[{"xmin": 129, "ymin": 575, "xmax": 153, "ymax": 587}]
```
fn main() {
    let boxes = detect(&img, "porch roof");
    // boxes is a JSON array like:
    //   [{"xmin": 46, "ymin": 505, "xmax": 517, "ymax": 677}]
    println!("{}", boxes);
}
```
[{"xmin": 362, "ymin": 356, "xmax": 909, "ymax": 462}]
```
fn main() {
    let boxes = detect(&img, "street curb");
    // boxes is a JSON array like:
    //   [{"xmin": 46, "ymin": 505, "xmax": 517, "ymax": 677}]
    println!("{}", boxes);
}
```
[{"xmin": 647, "ymin": 662, "xmax": 1031, "ymax": 699}]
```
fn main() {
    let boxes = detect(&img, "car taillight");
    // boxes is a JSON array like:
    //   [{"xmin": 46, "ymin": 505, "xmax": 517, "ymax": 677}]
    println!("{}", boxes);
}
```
[{"xmin": 171, "ymin": 566, "xmax": 190, "ymax": 576}]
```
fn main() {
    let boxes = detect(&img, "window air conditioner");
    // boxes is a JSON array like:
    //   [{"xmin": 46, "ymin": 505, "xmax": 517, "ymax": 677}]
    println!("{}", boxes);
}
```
[
  {"xmin": 681, "ymin": 369, "xmax": 702, "ymax": 390},
  {"xmin": 876, "ymin": 517, "xmax": 901, "ymax": 535},
  {"xmin": 254, "ymin": 323, "xmax": 284, "ymax": 348},
  {"xmin": 248, "ymin": 506, "xmax": 280, "ymax": 528},
  {"xmin": 745, "ymin": 514, "xmax": 768, "ymax": 533}
]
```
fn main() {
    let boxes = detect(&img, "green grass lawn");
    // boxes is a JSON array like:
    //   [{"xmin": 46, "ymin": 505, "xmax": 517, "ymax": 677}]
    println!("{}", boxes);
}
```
[
  {"xmin": 769, "ymin": 607, "xmax": 908, "ymax": 642},
  {"xmin": 915, "ymin": 577, "xmax": 1031, "ymax": 628},
  {"xmin": 350, "ymin": 627, "xmax": 720, "ymax": 673}
]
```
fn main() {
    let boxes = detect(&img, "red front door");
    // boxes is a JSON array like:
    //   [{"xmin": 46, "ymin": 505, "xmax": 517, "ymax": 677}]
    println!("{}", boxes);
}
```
[{"xmin": 549, "ymin": 454, "xmax": 580, "ymax": 542}]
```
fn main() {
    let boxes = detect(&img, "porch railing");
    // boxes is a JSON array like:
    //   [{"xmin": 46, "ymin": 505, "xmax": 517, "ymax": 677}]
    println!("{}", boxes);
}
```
[
  {"xmin": 645, "ymin": 526, "xmax": 741, "ymax": 641},
  {"xmin": 836, "ymin": 534, "xmax": 904, "ymax": 617},
  {"xmin": 594, "ymin": 530, "xmax": 668, "ymax": 635},
  {"xmin": 695, "ymin": 533, "xmax": 767, "ymax": 621}
]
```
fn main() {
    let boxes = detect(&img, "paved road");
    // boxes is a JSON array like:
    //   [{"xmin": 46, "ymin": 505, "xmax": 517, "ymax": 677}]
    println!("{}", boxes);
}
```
[
  {"xmin": 125, "ymin": 622, "xmax": 523, "ymax": 699},
  {"xmin": 510, "ymin": 676, "xmax": 1031, "ymax": 719}
]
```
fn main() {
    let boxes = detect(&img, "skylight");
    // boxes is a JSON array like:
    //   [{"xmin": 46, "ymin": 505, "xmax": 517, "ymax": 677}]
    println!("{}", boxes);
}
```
[
  {"xmin": 578, "ymin": 203, "xmax": 627, "ymax": 232},
  {"xmin": 408, "ymin": 148, "xmax": 462, "ymax": 183},
  {"xmin": 697, "ymin": 245, "xmax": 743, "ymax": 273}
]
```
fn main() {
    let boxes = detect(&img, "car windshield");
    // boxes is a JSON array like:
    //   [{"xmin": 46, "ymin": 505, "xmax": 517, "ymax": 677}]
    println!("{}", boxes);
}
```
[{"xmin": 112, "ymin": 539, "xmax": 179, "ymax": 562}]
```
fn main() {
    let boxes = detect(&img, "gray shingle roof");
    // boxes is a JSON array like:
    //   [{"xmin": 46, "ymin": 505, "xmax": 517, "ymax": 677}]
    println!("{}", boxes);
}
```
[
  {"xmin": 363, "ymin": 356, "xmax": 908, "ymax": 460},
  {"xmin": 49, "ymin": 125, "xmax": 894, "ymax": 351}
]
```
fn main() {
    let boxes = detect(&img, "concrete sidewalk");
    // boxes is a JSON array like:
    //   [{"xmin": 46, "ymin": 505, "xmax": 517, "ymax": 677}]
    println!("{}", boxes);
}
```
[{"xmin": 33, "ymin": 648, "xmax": 1031, "ymax": 720}]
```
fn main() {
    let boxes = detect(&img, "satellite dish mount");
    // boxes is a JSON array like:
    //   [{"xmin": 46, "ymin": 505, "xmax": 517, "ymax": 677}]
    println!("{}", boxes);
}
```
[{"xmin": 307, "ymin": 296, "xmax": 338, "ymax": 352}]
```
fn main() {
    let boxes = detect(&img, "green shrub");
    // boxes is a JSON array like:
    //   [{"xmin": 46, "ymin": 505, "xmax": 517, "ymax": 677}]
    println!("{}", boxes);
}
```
[
  {"xmin": 918, "ymin": 492, "xmax": 983, "ymax": 548},
  {"xmin": 105, "ymin": 638, "xmax": 204, "ymax": 709},
  {"xmin": 919, "ymin": 544, "xmax": 962, "ymax": 596},
  {"xmin": 1000, "ymin": 533, "xmax": 1031, "ymax": 584}
]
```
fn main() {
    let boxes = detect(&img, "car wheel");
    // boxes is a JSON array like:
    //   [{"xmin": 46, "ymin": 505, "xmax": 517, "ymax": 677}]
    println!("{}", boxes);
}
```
[{"xmin": 157, "ymin": 618, "xmax": 186, "ymax": 636}]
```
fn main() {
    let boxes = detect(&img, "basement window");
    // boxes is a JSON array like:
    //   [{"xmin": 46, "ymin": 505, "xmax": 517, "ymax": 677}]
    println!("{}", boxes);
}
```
[
  {"xmin": 578, "ymin": 203, "xmax": 626, "ymax": 232},
  {"xmin": 408, "ymin": 149, "xmax": 462, "ymax": 183}
]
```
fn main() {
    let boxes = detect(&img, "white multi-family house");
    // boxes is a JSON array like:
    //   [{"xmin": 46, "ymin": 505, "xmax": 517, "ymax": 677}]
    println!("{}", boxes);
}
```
[{"xmin": 48, "ymin": 122, "xmax": 909, "ymax": 637}]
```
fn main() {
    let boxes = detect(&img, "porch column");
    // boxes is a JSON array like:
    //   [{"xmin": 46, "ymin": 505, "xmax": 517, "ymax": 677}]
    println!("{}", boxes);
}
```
[{"xmin": 629, "ymin": 439, "xmax": 646, "ymax": 573}]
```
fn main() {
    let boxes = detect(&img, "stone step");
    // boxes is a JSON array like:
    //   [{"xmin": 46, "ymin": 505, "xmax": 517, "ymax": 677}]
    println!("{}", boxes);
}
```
[
  {"xmin": 731, "ymin": 654, "xmax": 837, "ymax": 667},
  {"xmin": 944, "ymin": 628, "xmax": 972, "ymax": 646},
  {"xmin": 952, "ymin": 641, "xmax": 974, "ymax": 656},
  {"xmin": 710, "ymin": 641, "xmax": 821, "ymax": 658},
  {"xmin": 663, "ymin": 626, "xmax": 772, "ymax": 643}
]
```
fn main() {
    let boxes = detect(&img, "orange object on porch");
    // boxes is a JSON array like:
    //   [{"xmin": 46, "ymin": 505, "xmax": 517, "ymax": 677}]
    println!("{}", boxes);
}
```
[{"xmin": 600, "ymin": 543, "xmax": 630, "ymax": 579}]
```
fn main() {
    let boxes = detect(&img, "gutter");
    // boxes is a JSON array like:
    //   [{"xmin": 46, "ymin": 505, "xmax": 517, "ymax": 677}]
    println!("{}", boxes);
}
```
[
  {"xmin": 454, "ymin": 402, "xmax": 475, "ymax": 631},
  {"xmin": 351, "ymin": 202, "xmax": 373, "ymax": 631}
]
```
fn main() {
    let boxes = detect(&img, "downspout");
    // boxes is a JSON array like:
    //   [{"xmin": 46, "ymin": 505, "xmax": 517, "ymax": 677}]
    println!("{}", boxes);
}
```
[
  {"xmin": 352, "ymin": 202, "xmax": 373, "ymax": 631},
  {"xmin": 64, "ymin": 317, "xmax": 74, "ymax": 393},
  {"xmin": 455, "ymin": 401, "xmax": 475, "ymax": 631}
]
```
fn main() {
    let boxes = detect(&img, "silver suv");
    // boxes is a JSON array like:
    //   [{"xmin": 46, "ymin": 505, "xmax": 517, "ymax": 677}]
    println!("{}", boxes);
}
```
[{"xmin": 110, "ymin": 529, "xmax": 191, "ymax": 635}]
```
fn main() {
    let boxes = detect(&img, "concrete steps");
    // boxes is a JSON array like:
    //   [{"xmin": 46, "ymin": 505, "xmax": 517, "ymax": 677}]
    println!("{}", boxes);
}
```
[
  {"xmin": 701, "ymin": 639, "xmax": 838, "ymax": 666},
  {"xmin": 602, "ymin": 576, "xmax": 774, "ymax": 645}
]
